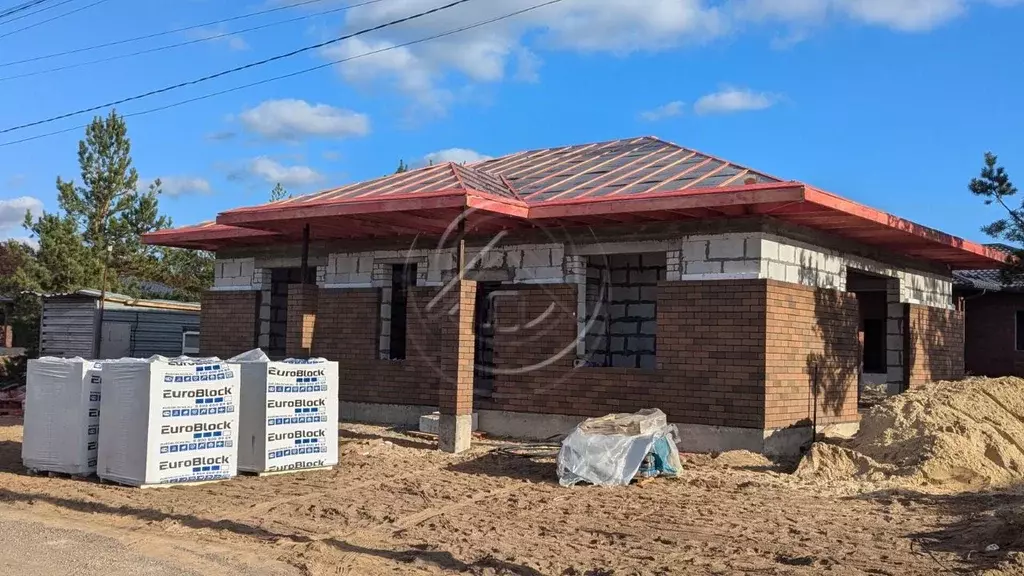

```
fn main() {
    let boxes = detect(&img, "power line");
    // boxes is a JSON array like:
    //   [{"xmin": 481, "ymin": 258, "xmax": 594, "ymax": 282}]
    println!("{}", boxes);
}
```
[
  {"xmin": 1, "ymin": 0, "xmax": 336, "ymax": 67},
  {"xmin": 0, "ymin": 0, "xmax": 56, "ymax": 21},
  {"xmin": 0, "ymin": 0, "xmax": 477, "ymax": 134},
  {"xmin": 0, "ymin": 0, "xmax": 387, "ymax": 82},
  {"xmin": 0, "ymin": 0, "xmax": 565, "ymax": 149},
  {"xmin": 0, "ymin": 0, "xmax": 111, "ymax": 39}
]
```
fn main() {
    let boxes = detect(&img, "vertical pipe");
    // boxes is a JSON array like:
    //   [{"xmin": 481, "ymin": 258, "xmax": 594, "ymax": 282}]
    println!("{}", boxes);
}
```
[
  {"xmin": 455, "ymin": 217, "xmax": 466, "ymax": 277},
  {"xmin": 300, "ymin": 223, "xmax": 310, "ymax": 284}
]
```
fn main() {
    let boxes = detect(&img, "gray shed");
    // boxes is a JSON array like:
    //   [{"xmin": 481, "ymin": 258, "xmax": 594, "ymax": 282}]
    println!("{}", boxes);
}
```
[{"xmin": 39, "ymin": 290, "xmax": 200, "ymax": 359}]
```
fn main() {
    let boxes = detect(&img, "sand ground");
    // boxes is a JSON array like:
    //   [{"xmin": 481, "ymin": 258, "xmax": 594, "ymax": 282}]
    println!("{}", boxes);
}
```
[{"xmin": 0, "ymin": 417, "xmax": 1021, "ymax": 576}]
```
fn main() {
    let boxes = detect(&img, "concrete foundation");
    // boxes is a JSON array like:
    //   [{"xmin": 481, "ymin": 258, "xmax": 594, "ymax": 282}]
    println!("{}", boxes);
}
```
[
  {"xmin": 438, "ymin": 414, "xmax": 473, "ymax": 453},
  {"xmin": 340, "ymin": 401, "xmax": 436, "ymax": 427},
  {"xmin": 339, "ymin": 404, "xmax": 860, "ymax": 457},
  {"xmin": 419, "ymin": 411, "xmax": 478, "ymax": 434}
]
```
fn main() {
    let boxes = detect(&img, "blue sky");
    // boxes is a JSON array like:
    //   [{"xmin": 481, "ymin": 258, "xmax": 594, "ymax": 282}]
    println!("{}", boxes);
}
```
[{"xmin": 0, "ymin": 0, "xmax": 1023, "ymax": 246}]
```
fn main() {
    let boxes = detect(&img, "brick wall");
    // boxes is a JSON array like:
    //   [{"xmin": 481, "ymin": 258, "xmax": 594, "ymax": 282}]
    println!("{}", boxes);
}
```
[
  {"xmin": 199, "ymin": 290, "xmax": 258, "ymax": 359},
  {"xmin": 963, "ymin": 292, "xmax": 1024, "ymax": 377},
  {"xmin": 905, "ymin": 303, "xmax": 965, "ymax": 387},
  {"xmin": 764, "ymin": 281, "xmax": 860, "ymax": 429},
  {"xmin": 482, "ymin": 280, "xmax": 768, "ymax": 429},
  {"xmin": 313, "ymin": 287, "xmax": 441, "ymax": 406}
]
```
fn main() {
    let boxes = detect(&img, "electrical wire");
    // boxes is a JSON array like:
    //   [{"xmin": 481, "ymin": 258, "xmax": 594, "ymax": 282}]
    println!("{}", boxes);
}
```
[
  {"xmin": 1, "ymin": 0, "xmax": 337, "ymax": 67},
  {"xmin": 0, "ymin": 0, "xmax": 477, "ymax": 134},
  {"xmin": 0, "ymin": 0, "xmax": 565, "ymax": 149},
  {"xmin": 0, "ymin": 0, "xmax": 56, "ymax": 21},
  {"xmin": 0, "ymin": 0, "xmax": 387, "ymax": 82},
  {"xmin": 0, "ymin": 0, "xmax": 111, "ymax": 39}
]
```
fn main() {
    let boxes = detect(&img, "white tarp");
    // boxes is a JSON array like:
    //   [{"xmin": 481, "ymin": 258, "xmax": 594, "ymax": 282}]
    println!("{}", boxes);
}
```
[
  {"xmin": 22, "ymin": 357, "xmax": 103, "ymax": 475},
  {"xmin": 230, "ymin": 349, "xmax": 339, "ymax": 474},
  {"xmin": 557, "ymin": 409, "xmax": 682, "ymax": 487},
  {"xmin": 97, "ymin": 356, "xmax": 240, "ymax": 487}
]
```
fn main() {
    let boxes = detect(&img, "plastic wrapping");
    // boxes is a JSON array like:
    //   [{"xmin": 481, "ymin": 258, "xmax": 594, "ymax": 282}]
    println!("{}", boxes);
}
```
[
  {"xmin": 230, "ymin": 349, "xmax": 339, "ymax": 474},
  {"xmin": 97, "ymin": 356, "xmax": 240, "ymax": 487},
  {"xmin": 22, "ymin": 357, "xmax": 103, "ymax": 475},
  {"xmin": 557, "ymin": 409, "xmax": 682, "ymax": 487}
]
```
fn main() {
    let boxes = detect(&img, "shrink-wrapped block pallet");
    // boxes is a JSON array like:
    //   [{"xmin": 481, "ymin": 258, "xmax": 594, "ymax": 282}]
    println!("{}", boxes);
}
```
[
  {"xmin": 232, "ymin": 350, "xmax": 339, "ymax": 475},
  {"xmin": 22, "ymin": 357, "xmax": 103, "ymax": 475},
  {"xmin": 97, "ymin": 357, "xmax": 240, "ymax": 487}
]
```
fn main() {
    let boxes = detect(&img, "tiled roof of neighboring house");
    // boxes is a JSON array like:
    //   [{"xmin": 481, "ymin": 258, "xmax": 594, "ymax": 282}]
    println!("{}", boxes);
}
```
[
  {"xmin": 954, "ymin": 269, "xmax": 1024, "ymax": 292},
  {"xmin": 143, "ymin": 136, "xmax": 1008, "ymax": 269}
]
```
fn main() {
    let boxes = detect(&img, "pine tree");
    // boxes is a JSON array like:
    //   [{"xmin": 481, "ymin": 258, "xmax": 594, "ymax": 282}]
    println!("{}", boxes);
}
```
[
  {"xmin": 395, "ymin": 159, "xmax": 408, "ymax": 174},
  {"xmin": 970, "ymin": 152, "xmax": 1024, "ymax": 281},
  {"xmin": 25, "ymin": 110, "xmax": 172, "ymax": 295},
  {"xmin": 270, "ymin": 182, "xmax": 288, "ymax": 201}
]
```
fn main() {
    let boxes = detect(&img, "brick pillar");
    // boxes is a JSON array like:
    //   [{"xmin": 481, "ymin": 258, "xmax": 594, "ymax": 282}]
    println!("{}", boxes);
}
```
[
  {"xmin": 1, "ymin": 324, "xmax": 12, "ymax": 348},
  {"xmin": 286, "ymin": 284, "xmax": 319, "ymax": 358},
  {"xmin": 438, "ymin": 279, "xmax": 476, "ymax": 453}
]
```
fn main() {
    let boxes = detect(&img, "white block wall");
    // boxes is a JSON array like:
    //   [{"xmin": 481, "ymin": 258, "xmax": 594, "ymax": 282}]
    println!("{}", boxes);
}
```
[
  {"xmin": 213, "ymin": 257, "xmax": 259, "ymax": 290},
  {"xmin": 665, "ymin": 232, "xmax": 953, "ymax": 309}
]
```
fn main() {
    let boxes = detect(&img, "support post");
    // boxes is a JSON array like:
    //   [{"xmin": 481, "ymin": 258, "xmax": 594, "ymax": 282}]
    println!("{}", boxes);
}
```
[
  {"xmin": 300, "ymin": 223, "xmax": 310, "ymax": 284},
  {"xmin": 438, "ymin": 217, "xmax": 475, "ymax": 453}
]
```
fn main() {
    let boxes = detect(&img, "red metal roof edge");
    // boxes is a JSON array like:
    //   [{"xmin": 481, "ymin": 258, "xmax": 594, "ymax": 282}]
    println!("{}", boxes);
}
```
[
  {"xmin": 801, "ymin": 186, "xmax": 1008, "ymax": 266},
  {"xmin": 148, "ymin": 180, "xmax": 1006, "ymax": 270}
]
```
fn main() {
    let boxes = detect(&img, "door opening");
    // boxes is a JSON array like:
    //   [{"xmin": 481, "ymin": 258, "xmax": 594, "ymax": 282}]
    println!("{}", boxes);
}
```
[{"xmin": 473, "ymin": 282, "xmax": 501, "ymax": 398}]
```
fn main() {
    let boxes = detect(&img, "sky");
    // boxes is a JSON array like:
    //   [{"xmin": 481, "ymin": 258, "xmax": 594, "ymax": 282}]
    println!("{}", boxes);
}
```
[{"xmin": 0, "ymin": 0, "xmax": 1023, "ymax": 246}]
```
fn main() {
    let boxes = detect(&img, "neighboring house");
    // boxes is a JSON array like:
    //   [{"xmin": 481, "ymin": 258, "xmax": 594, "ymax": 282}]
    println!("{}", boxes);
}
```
[
  {"xmin": 143, "ymin": 136, "xmax": 1003, "ymax": 455},
  {"xmin": 39, "ymin": 290, "xmax": 200, "ymax": 359},
  {"xmin": 954, "ymin": 267, "xmax": 1024, "ymax": 377}
]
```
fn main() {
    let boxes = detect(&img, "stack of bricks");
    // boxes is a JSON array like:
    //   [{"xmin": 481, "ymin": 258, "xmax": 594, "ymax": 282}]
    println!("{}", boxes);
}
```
[
  {"xmin": 285, "ymin": 284, "xmax": 319, "ymax": 358},
  {"xmin": 905, "ymin": 304, "xmax": 965, "ymax": 388},
  {"xmin": 438, "ymin": 280, "xmax": 476, "ymax": 416},
  {"xmin": 199, "ymin": 291, "xmax": 258, "ymax": 359},
  {"xmin": 764, "ymin": 280, "xmax": 860, "ymax": 428}
]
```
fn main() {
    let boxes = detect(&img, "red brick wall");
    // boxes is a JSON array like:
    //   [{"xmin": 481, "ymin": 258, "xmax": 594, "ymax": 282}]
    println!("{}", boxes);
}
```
[
  {"xmin": 286, "ymin": 283, "xmax": 318, "ymax": 358},
  {"xmin": 764, "ymin": 281, "xmax": 860, "ymax": 429},
  {"xmin": 963, "ymin": 293, "xmax": 1024, "ymax": 377},
  {"xmin": 313, "ymin": 287, "xmax": 440, "ymax": 406},
  {"xmin": 905, "ymin": 303, "xmax": 965, "ymax": 387},
  {"xmin": 199, "ymin": 290, "xmax": 258, "ymax": 359},
  {"xmin": 481, "ymin": 280, "xmax": 768, "ymax": 429}
]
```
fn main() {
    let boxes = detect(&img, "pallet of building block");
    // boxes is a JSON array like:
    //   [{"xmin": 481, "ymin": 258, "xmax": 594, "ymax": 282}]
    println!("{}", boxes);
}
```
[
  {"xmin": 230, "ymin": 349, "xmax": 339, "ymax": 475},
  {"xmin": 97, "ymin": 356, "xmax": 240, "ymax": 487},
  {"xmin": 21, "ymin": 358, "xmax": 103, "ymax": 476},
  {"xmin": 577, "ymin": 408, "xmax": 668, "ymax": 436}
]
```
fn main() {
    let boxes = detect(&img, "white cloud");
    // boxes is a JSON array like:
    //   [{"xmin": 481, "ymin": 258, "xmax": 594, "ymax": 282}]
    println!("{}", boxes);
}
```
[
  {"xmin": 151, "ymin": 176, "xmax": 212, "ymax": 197},
  {"xmin": 693, "ymin": 87, "xmax": 780, "ymax": 115},
  {"xmin": 640, "ymin": 101, "xmax": 686, "ymax": 121},
  {"xmin": 0, "ymin": 196, "xmax": 43, "ymax": 239},
  {"xmin": 238, "ymin": 99, "xmax": 370, "ymax": 141},
  {"xmin": 314, "ymin": 0, "xmax": 1019, "ymax": 114},
  {"xmin": 422, "ymin": 148, "xmax": 492, "ymax": 165},
  {"xmin": 238, "ymin": 157, "xmax": 325, "ymax": 188}
]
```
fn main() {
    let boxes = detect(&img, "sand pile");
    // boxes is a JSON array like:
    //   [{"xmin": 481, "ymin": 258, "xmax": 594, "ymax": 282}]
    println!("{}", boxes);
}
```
[
  {"xmin": 712, "ymin": 450, "xmax": 774, "ymax": 470},
  {"xmin": 797, "ymin": 377, "xmax": 1024, "ymax": 489}
]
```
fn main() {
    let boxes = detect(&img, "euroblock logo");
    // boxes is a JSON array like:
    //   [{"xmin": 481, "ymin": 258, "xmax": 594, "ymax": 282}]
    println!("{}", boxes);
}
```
[
  {"xmin": 160, "ymin": 421, "xmax": 232, "ymax": 435},
  {"xmin": 267, "ymin": 429, "xmax": 325, "ymax": 442},
  {"xmin": 268, "ymin": 459, "xmax": 326, "ymax": 472},
  {"xmin": 267, "ymin": 398, "xmax": 326, "ymax": 409},
  {"xmin": 163, "ymin": 387, "xmax": 233, "ymax": 399},
  {"xmin": 158, "ymin": 454, "xmax": 230, "ymax": 471},
  {"xmin": 268, "ymin": 367, "xmax": 326, "ymax": 378}
]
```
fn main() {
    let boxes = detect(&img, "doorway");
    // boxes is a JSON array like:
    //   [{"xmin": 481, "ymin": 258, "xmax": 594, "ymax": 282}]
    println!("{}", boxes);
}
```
[
  {"xmin": 473, "ymin": 282, "xmax": 502, "ymax": 398},
  {"xmin": 846, "ymin": 270, "xmax": 891, "ymax": 404},
  {"xmin": 262, "ymin": 267, "xmax": 316, "ymax": 359}
]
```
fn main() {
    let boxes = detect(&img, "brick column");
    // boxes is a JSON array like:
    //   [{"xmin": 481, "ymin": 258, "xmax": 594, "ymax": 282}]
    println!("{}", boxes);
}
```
[
  {"xmin": 1, "ymin": 324, "xmax": 12, "ymax": 348},
  {"xmin": 438, "ymin": 279, "xmax": 476, "ymax": 453},
  {"xmin": 286, "ymin": 284, "xmax": 319, "ymax": 358}
]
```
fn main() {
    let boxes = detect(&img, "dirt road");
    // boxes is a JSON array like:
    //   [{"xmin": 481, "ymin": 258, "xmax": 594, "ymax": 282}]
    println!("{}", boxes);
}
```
[{"xmin": 0, "ymin": 418, "xmax": 1020, "ymax": 575}]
